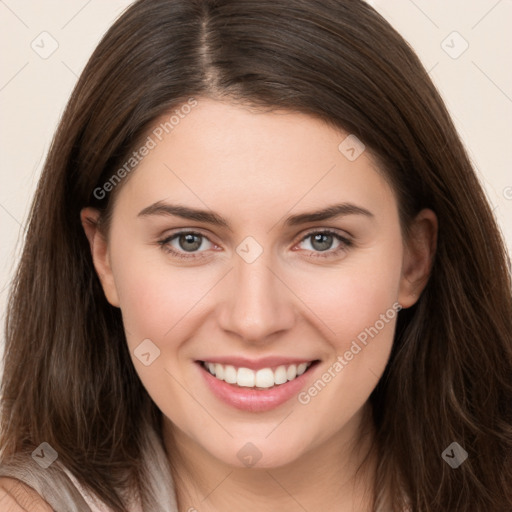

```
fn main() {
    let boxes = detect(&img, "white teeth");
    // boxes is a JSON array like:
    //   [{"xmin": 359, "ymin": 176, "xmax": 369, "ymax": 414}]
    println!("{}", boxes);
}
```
[
  {"xmin": 297, "ymin": 363, "xmax": 308, "ymax": 376},
  {"xmin": 287, "ymin": 365, "xmax": 297, "ymax": 381},
  {"xmin": 237, "ymin": 367, "xmax": 255, "ymax": 387},
  {"xmin": 214, "ymin": 363, "xmax": 224, "ymax": 380},
  {"xmin": 202, "ymin": 361, "xmax": 313, "ymax": 388},
  {"xmin": 274, "ymin": 365, "xmax": 288, "ymax": 385},
  {"xmin": 255, "ymin": 368, "xmax": 274, "ymax": 388},
  {"xmin": 224, "ymin": 365, "xmax": 237, "ymax": 384}
]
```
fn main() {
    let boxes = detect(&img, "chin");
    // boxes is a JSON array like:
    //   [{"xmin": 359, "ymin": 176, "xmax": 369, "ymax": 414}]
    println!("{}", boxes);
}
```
[{"xmin": 204, "ymin": 434, "xmax": 312, "ymax": 470}]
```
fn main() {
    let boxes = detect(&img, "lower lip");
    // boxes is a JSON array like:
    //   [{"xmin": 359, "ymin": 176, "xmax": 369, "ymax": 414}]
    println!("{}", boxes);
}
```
[{"xmin": 196, "ymin": 361, "xmax": 318, "ymax": 413}]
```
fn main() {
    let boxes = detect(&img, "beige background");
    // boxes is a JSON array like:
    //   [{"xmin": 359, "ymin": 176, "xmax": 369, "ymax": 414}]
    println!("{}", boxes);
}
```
[{"xmin": 1, "ymin": 0, "xmax": 511, "ymax": 351}]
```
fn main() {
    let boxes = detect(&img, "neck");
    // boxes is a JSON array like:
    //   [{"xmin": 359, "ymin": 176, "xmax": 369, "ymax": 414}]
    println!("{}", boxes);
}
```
[{"xmin": 163, "ymin": 403, "xmax": 379, "ymax": 512}]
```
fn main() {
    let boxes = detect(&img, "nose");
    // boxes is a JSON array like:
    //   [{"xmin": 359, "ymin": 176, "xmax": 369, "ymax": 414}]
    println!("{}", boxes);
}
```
[{"xmin": 217, "ymin": 251, "xmax": 296, "ymax": 343}]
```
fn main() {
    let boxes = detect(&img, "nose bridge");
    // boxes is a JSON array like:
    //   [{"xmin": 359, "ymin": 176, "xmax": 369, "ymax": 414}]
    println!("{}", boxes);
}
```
[{"xmin": 218, "ymin": 246, "xmax": 295, "ymax": 342}]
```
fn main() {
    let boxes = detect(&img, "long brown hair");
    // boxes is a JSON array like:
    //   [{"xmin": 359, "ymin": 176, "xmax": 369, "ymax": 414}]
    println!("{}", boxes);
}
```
[{"xmin": 1, "ymin": 0, "xmax": 511, "ymax": 510}]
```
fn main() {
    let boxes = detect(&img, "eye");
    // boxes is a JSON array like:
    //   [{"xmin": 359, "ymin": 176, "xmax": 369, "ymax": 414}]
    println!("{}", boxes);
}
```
[
  {"xmin": 158, "ymin": 229, "xmax": 352, "ymax": 261},
  {"xmin": 296, "ymin": 229, "xmax": 352, "ymax": 259},
  {"xmin": 158, "ymin": 231, "xmax": 215, "ymax": 260}
]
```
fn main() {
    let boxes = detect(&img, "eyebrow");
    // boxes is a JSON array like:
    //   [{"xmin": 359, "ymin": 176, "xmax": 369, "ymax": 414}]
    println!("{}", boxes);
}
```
[{"xmin": 137, "ymin": 201, "xmax": 374, "ymax": 229}]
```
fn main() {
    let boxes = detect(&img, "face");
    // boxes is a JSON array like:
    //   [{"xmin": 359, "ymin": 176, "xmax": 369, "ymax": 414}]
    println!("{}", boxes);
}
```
[{"xmin": 82, "ymin": 98, "xmax": 436, "ymax": 469}]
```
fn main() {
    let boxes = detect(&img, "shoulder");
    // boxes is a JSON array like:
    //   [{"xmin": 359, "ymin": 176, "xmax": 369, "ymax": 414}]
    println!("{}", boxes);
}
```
[{"xmin": 0, "ymin": 477, "xmax": 53, "ymax": 512}]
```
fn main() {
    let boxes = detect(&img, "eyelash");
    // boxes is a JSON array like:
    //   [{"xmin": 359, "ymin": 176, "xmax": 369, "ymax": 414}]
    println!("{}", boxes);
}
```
[{"xmin": 158, "ymin": 229, "xmax": 353, "ymax": 261}]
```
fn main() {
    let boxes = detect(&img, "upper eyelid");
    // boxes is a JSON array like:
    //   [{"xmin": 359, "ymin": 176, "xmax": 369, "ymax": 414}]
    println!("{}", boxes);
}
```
[{"xmin": 299, "ymin": 227, "xmax": 352, "ymax": 240}]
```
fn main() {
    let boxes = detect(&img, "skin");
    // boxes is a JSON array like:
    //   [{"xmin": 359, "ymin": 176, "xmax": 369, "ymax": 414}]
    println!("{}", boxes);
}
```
[
  {"xmin": 0, "ymin": 477, "xmax": 53, "ymax": 511},
  {"xmin": 82, "ymin": 98, "xmax": 437, "ymax": 512}
]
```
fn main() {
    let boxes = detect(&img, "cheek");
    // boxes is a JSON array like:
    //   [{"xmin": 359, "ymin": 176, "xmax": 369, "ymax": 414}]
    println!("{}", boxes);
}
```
[
  {"xmin": 109, "ymin": 250, "xmax": 208, "ymax": 418},
  {"xmin": 292, "ymin": 242, "xmax": 403, "ymax": 347},
  {"xmin": 112, "ymin": 257, "xmax": 204, "ymax": 346},
  {"xmin": 107, "ymin": 217, "xmax": 221, "ymax": 343},
  {"xmin": 334, "ymin": 267, "xmax": 401, "ymax": 346},
  {"xmin": 299, "ymin": 248, "xmax": 403, "ymax": 419},
  {"xmin": 293, "ymin": 283, "xmax": 400, "ymax": 435}
]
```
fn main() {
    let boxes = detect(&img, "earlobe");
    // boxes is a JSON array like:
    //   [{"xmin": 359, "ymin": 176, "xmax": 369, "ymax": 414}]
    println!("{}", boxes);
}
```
[
  {"xmin": 80, "ymin": 207, "xmax": 120, "ymax": 307},
  {"xmin": 398, "ymin": 208, "xmax": 438, "ymax": 309}
]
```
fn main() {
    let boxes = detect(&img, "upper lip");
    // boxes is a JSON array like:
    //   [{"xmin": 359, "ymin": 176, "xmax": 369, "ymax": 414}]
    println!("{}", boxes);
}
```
[{"xmin": 197, "ymin": 356, "xmax": 318, "ymax": 371}]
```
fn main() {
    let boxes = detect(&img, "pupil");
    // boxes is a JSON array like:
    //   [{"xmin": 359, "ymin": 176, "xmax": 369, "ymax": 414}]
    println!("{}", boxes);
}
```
[{"xmin": 312, "ymin": 233, "xmax": 332, "ymax": 251}]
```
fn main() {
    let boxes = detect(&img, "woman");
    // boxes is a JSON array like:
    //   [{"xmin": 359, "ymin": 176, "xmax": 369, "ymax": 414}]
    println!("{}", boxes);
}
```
[{"xmin": 0, "ymin": 0, "xmax": 510, "ymax": 511}]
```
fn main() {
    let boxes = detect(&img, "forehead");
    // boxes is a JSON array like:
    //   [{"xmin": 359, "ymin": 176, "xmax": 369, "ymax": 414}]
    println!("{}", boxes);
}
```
[{"xmin": 114, "ymin": 98, "xmax": 396, "ymax": 223}]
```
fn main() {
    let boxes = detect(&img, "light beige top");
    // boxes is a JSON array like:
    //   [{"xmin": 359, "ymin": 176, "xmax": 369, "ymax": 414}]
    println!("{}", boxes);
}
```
[
  {"xmin": 61, "ymin": 466, "xmax": 144, "ymax": 512},
  {"xmin": 0, "ymin": 427, "xmax": 179, "ymax": 511},
  {"xmin": 0, "ymin": 459, "xmax": 179, "ymax": 511}
]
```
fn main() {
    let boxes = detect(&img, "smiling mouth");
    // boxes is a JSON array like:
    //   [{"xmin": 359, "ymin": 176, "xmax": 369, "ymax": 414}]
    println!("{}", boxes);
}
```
[{"xmin": 199, "ymin": 360, "xmax": 320, "ymax": 389}]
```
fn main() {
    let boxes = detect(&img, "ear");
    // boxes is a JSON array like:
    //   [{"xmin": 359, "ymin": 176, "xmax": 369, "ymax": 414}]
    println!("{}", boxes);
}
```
[
  {"xmin": 398, "ymin": 208, "xmax": 438, "ymax": 309},
  {"xmin": 80, "ymin": 207, "xmax": 120, "ymax": 307}
]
